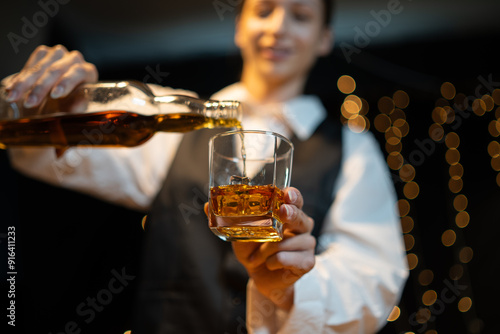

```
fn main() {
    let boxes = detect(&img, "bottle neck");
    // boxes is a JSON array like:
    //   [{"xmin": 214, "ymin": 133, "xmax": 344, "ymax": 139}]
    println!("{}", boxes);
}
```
[{"xmin": 154, "ymin": 95, "xmax": 242, "ymax": 123}]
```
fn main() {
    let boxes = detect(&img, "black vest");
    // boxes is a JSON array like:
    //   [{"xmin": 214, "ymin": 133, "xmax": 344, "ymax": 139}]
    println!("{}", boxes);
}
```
[{"xmin": 133, "ymin": 110, "xmax": 343, "ymax": 334}]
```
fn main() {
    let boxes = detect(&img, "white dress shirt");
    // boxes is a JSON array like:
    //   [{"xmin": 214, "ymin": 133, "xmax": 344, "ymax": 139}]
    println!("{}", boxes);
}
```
[{"xmin": 8, "ymin": 82, "xmax": 408, "ymax": 333}]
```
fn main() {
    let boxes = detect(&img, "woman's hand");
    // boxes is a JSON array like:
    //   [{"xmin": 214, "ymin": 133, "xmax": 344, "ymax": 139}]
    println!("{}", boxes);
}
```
[
  {"xmin": 3, "ymin": 44, "xmax": 98, "ymax": 108},
  {"xmin": 206, "ymin": 187, "xmax": 316, "ymax": 310}
]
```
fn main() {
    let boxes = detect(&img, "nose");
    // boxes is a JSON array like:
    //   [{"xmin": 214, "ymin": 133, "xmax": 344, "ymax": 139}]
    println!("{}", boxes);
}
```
[{"xmin": 266, "ymin": 7, "xmax": 288, "ymax": 36}]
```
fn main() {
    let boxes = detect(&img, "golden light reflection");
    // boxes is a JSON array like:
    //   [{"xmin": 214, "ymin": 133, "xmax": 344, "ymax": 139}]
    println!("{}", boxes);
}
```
[
  {"xmin": 393, "ymin": 90, "xmax": 410, "ymax": 109},
  {"xmin": 141, "ymin": 215, "xmax": 148, "ymax": 230},
  {"xmin": 404, "ymin": 181, "xmax": 420, "ymax": 199},
  {"xmin": 441, "ymin": 229, "xmax": 457, "ymax": 247},
  {"xmin": 491, "ymin": 155, "xmax": 500, "ymax": 171},
  {"xmin": 422, "ymin": 290, "xmax": 438, "ymax": 306},
  {"xmin": 347, "ymin": 115, "xmax": 368, "ymax": 133},
  {"xmin": 487, "ymin": 141, "xmax": 500, "ymax": 157},
  {"xmin": 454, "ymin": 93, "xmax": 468, "ymax": 111},
  {"xmin": 400, "ymin": 164, "xmax": 416, "ymax": 182},
  {"xmin": 404, "ymin": 234, "xmax": 415, "ymax": 251},
  {"xmin": 345, "ymin": 94, "xmax": 362, "ymax": 110},
  {"xmin": 459, "ymin": 246, "xmax": 473, "ymax": 263},
  {"xmin": 386, "ymin": 126, "xmax": 403, "ymax": 145},
  {"xmin": 456, "ymin": 211, "xmax": 470, "ymax": 228},
  {"xmin": 441, "ymin": 82, "xmax": 456, "ymax": 100},
  {"xmin": 445, "ymin": 148, "xmax": 461, "ymax": 165},
  {"xmin": 488, "ymin": 120, "xmax": 500, "ymax": 137},
  {"xmin": 341, "ymin": 100, "xmax": 360, "ymax": 119},
  {"xmin": 429, "ymin": 123, "xmax": 445, "ymax": 142},
  {"xmin": 360, "ymin": 98, "xmax": 369, "ymax": 115},
  {"xmin": 482, "ymin": 94, "xmax": 494, "ymax": 112},
  {"xmin": 418, "ymin": 269, "xmax": 434, "ymax": 286},
  {"xmin": 458, "ymin": 297, "xmax": 472, "ymax": 313},
  {"xmin": 449, "ymin": 163, "xmax": 464, "ymax": 179},
  {"xmin": 445, "ymin": 132, "xmax": 460, "ymax": 149},
  {"xmin": 449, "ymin": 264, "xmax": 464, "ymax": 280},
  {"xmin": 398, "ymin": 199, "xmax": 410, "ymax": 217},
  {"xmin": 449, "ymin": 178, "xmax": 464, "ymax": 193},
  {"xmin": 337, "ymin": 75, "xmax": 356, "ymax": 94},
  {"xmin": 432, "ymin": 107, "xmax": 447, "ymax": 125},
  {"xmin": 496, "ymin": 106, "xmax": 500, "ymax": 119},
  {"xmin": 416, "ymin": 308, "xmax": 431, "ymax": 324},
  {"xmin": 394, "ymin": 119, "xmax": 410, "ymax": 137},
  {"xmin": 435, "ymin": 97, "xmax": 449, "ymax": 107},
  {"xmin": 444, "ymin": 106, "xmax": 455, "ymax": 124},
  {"xmin": 386, "ymin": 141, "xmax": 402, "ymax": 154},
  {"xmin": 401, "ymin": 216, "xmax": 414, "ymax": 233},
  {"xmin": 387, "ymin": 306, "xmax": 401, "ymax": 321},
  {"xmin": 472, "ymin": 99, "xmax": 486, "ymax": 116},
  {"xmin": 407, "ymin": 253, "xmax": 418, "ymax": 270},
  {"xmin": 378, "ymin": 96, "xmax": 395, "ymax": 114},
  {"xmin": 493, "ymin": 89, "xmax": 500, "ymax": 105},
  {"xmin": 390, "ymin": 108, "xmax": 407, "ymax": 122},
  {"xmin": 374, "ymin": 114, "xmax": 391, "ymax": 133},
  {"xmin": 453, "ymin": 194, "xmax": 468, "ymax": 211},
  {"xmin": 387, "ymin": 151, "xmax": 404, "ymax": 170}
]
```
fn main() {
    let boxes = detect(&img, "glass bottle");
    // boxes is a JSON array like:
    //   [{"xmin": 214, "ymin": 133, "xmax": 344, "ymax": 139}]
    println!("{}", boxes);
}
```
[{"xmin": 0, "ymin": 80, "xmax": 242, "ymax": 149}]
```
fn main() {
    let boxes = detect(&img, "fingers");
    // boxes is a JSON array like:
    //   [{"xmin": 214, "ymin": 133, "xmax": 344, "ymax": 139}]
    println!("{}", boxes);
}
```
[
  {"xmin": 284, "ymin": 187, "xmax": 303, "ymax": 209},
  {"xmin": 235, "ymin": 233, "xmax": 316, "ymax": 271},
  {"xmin": 278, "ymin": 187, "xmax": 314, "ymax": 235},
  {"xmin": 5, "ymin": 45, "xmax": 98, "ymax": 108}
]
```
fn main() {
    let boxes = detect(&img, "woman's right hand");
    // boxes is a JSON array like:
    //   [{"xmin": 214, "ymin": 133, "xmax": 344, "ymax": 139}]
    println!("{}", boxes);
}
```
[{"xmin": 3, "ymin": 44, "xmax": 98, "ymax": 109}]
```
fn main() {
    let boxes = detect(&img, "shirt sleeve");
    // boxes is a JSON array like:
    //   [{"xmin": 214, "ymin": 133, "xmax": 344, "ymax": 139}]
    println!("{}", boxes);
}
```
[
  {"xmin": 7, "ymin": 84, "xmax": 193, "ymax": 211},
  {"xmin": 246, "ymin": 127, "xmax": 409, "ymax": 333}
]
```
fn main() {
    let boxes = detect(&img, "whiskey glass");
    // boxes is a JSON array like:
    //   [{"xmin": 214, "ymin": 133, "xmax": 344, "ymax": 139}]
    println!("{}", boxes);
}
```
[{"xmin": 208, "ymin": 130, "xmax": 293, "ymax": 242}]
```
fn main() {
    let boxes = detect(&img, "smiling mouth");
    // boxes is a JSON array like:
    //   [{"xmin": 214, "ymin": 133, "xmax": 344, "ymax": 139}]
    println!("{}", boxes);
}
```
[{"xmin": 260, "ymin": 46, "xmax": 292, "ymax": 61}]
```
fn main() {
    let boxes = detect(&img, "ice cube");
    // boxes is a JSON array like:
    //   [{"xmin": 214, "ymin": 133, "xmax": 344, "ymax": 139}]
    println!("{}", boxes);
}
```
[{"xmin": 230, "ymin": 175, "xmax": 250, "ymax": 185}]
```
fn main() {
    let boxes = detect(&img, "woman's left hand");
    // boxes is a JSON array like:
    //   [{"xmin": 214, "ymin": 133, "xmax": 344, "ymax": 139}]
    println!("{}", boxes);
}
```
[{"xmin": 206, "ymin": 187, "xmax": 316, "ymax": 311}]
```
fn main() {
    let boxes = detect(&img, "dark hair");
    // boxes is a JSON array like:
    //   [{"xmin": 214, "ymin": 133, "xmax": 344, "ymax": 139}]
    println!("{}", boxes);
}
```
[{"xmin": 237, "ymin": 0, "xmax": 335, "ymax": 27}]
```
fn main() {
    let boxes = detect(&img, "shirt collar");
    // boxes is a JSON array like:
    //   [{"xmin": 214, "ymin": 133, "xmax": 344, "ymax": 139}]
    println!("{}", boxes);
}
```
[{"xmin": 212, "ymin": 82, "xmax": 327, "ymax": 141}]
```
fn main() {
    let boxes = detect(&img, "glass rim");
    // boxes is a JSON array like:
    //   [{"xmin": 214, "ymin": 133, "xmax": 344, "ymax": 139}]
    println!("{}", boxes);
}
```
[{"xmin": 209, "ymin": 129, "xmax": 294, "ymax": 150}]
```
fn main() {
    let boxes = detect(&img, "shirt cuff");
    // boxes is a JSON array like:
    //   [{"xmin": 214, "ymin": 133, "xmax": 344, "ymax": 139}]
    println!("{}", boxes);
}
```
[{"xmin": 246, "ymin": 271, "xmax": 327, "ymax": 334}]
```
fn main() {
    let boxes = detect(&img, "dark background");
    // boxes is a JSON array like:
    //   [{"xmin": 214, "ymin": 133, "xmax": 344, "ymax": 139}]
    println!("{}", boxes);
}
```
[{"xmin": 1, "ymin": 0, "xmax": 500, "ymax": 333}]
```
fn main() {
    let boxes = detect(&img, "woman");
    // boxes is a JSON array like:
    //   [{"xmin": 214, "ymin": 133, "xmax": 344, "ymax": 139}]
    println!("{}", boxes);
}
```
[{"xmin": 4, "ymin": 0, "xmax": 408, "ymax": 332}]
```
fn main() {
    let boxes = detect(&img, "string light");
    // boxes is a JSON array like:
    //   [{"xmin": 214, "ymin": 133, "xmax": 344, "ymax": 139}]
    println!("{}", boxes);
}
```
[
  {"xmin": 337, "ymin": 75, "xmax": 370, "ymax": 133},
  {"xmin": 351, "ymin": 77, "xmax": 486, "ymax": 331}
]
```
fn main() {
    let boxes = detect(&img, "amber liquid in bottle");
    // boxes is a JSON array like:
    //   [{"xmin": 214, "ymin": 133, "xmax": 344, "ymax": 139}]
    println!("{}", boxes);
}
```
[
  {"xmin": 0, "ymin": 110, "xmax": 241, "ymax": 149},
  {"xmin": 209, "ymin": 184, "xmax": 284, "ymax": 242}
]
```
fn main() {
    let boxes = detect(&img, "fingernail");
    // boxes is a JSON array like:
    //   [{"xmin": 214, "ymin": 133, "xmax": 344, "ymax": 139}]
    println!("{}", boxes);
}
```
[
  {"xmin": 6, "ymin": 90, "xmax": 18, "ymax": 102},
  {"xmin": 51, "ymin": 85, "xmax": 64, "ymax": 99},
  {"xmin": 288, "ymin": 189, "xmax": 297, "ymax": 203},
  {"xmin": 24, "ymin": 95, "xmax": 38, "ymax": 108},
  {"xmin": 284, "ymin": 204, "xmax": 293, "ymax": 219}
]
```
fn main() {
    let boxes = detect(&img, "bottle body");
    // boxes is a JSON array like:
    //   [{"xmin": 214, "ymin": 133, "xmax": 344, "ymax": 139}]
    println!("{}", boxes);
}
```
[{"xmin": 0, "ymin": 81, "xmax": 241, "ymax": 149}]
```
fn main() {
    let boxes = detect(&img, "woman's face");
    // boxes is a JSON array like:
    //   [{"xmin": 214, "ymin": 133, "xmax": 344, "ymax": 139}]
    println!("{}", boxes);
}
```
[{"xmin": 236, "ymin": 0, "xmax": 332, "ymax": 84}]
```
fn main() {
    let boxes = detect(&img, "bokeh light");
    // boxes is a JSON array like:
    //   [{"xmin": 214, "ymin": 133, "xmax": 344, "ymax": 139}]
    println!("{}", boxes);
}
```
[
  {"xmin": 387, "ymin": 306, "xmax": 401, "ymax": 321},
  {"xmin": 422, "ymin": 290, "xmax": 438, "ymax": 306},
  {"xmin": 418, "ymin": 269, "xmax": 434, "ymax": 286},
  {"xmin": 441, "ymin": 82, "xmax": 456, "ymax": 100},
  {"xmin": 337, "ymin": 75, "xmax": 356, "ymax": 94},
  {"xmin": 441, "ymin": 229, "xmax": 457, "ymax": 247}
]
